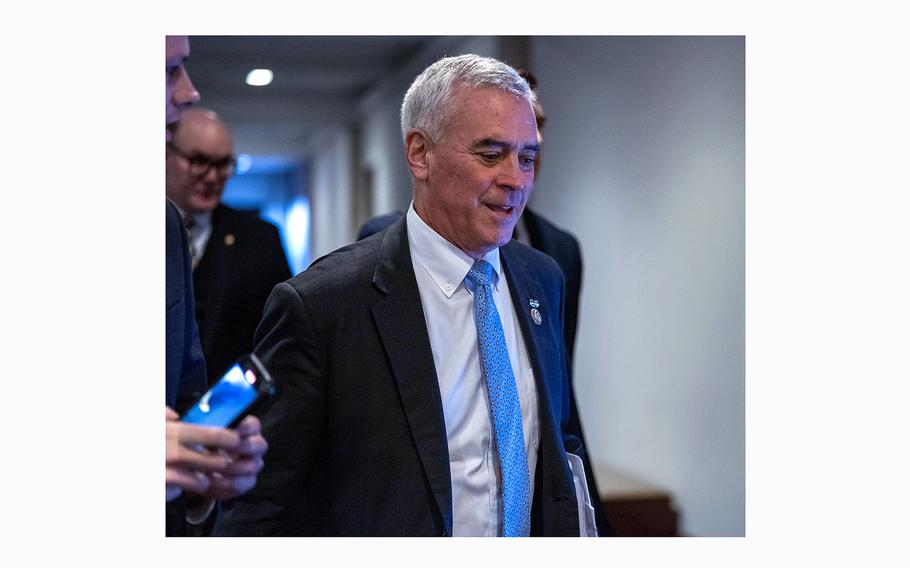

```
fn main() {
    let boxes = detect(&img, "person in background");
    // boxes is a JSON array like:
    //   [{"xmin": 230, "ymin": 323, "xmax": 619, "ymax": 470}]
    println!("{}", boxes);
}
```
[
  {"xmin": 164, "ymin": 35, "xmax": 268, "ymax": 536},
  {"xmin": 166, "ymin": 107, "xmax": 291, "ymax": 386}
]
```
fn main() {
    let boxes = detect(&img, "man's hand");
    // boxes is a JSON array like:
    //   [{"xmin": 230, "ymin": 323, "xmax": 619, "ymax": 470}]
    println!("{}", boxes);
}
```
[
  {"xmin": 199, "ymin": 415, "xmax": 268, "ymax": 501},
  {"xmin": 165, "ymin": 406, "xmax": 240, "ymax": 502}
]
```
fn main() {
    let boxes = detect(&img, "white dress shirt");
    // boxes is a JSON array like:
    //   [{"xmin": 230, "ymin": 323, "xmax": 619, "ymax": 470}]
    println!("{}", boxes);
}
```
[
  {"xmin": 171, "ymin": 205, "xmax": 213, "ymax": 266},
  {"xmin": 406, "ymin": 203, "xmax": 539, "ymax": 537}
]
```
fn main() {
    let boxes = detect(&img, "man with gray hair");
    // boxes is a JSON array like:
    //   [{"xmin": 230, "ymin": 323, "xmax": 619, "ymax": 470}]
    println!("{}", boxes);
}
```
[{"xmin": 214, "ymin": 54, "xmax": 590, "ymax": 536}]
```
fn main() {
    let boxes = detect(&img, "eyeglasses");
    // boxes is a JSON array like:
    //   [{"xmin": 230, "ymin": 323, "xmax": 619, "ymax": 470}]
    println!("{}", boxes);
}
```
[{"xmin": 167, "ymin": 143, "xmax": 236, "ymax": 178}]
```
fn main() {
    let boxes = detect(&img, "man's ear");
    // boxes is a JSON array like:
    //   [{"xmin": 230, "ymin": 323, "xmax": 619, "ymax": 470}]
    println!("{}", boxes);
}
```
[{"xmin": 405, "ymin": 129, "xmax": 431, "ymax": 181}]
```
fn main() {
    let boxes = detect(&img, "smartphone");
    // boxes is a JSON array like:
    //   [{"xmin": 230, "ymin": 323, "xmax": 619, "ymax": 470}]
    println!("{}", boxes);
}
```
[{"xmin": 181, "ymin": 353, "xmax": 276, "ymax": 428}]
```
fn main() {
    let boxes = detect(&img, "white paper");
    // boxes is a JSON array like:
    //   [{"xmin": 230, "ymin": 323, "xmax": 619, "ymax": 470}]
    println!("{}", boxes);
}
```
[{"xmin": 566, "ymin": 452, "xmax": 598, "ymax": 537}]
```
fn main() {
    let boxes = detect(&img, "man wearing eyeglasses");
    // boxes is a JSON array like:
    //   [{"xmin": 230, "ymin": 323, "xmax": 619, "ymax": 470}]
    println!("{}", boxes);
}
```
[
  {"xmin": 165, "ymin": 37, "xmax": 269, "ymax": 539},
  {"xmin": 166, "ymin": 107, "xmax": 291, "ymax": 388}
]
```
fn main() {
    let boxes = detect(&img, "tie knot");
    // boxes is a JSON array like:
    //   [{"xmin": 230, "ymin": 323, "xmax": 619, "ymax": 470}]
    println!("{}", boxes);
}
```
[
  {"xmin": 183, "ymin": 215, "xmax": 197, "ymax": 232},
  {"xmin": 466, "ymin": 259, "xmax": 494, "ymax": 288}
]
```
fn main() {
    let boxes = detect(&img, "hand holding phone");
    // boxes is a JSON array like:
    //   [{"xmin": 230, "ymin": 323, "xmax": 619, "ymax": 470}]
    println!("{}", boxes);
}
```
[
  {"xmin": 166, "ymin": 408, "xmax": 268, "ymax": 503},
  {"xmin": 166, "ymin": 407, "xmax": 239, "ymax": 501},
  {"xmin": 181, "ymin": 353, "xmax": 276, "ymax": 428},
  {"xmin": 170, "ymin": 353, "xmax": 273, "ymax": 502},
  {"xmin": 210, "ymin": 413, "xmax": 268, "ymax": 500}
]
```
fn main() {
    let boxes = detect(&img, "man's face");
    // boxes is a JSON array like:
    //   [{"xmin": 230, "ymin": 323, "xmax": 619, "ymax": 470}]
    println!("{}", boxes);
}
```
[
  {"xmin": 165, "ymin": 115, "xmax": 234, "ymax": 215},
  {"xmin": 165, "ymin": 36, "xmax": 200, "ymax": 141},
  {"xmin": 416, "ymin": 86, "xmax": 539, "ymax": 258}
]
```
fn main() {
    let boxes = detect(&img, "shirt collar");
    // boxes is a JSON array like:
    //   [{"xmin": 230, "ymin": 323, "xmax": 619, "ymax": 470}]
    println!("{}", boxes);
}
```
[
  {"xmin": 172, "ymin": 204, "xmax": 213, "ymax": 232},
  {"xmin": 406, "ymin": 202, "xmax": 501, "ymax": 299}
]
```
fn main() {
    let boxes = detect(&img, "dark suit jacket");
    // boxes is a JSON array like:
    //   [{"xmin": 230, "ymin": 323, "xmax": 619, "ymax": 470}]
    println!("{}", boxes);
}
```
[
  {"xmin": 521, "ymin": 208, "xmax": 581, "ymax": 365},
  {"xmin": 213, "ymin": 216, "xmax": 583, "ymax": 536},
  {"xmin": 165, "ymin": 199, "xmax": 208, "ymax": 537},
  {"xmin": 355, "ymin": 206, "xmax": 611, "ymax": 535},
  {"xmin": 166, "ymin": 199, "xmax": 207, "ymax": 411},
  {"xmin": 521, "ymin": 208, "xmax": 610, "ymax": 534},
  {"xmin": 193, "ymin": 204, "xmax": 291, "ymax": 386}
]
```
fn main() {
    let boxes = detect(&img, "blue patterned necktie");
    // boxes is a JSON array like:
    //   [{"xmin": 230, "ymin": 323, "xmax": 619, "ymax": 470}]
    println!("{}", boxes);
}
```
[{"xmin": 465, "ymin": 259, "xmax": 531, "ymax": 537}]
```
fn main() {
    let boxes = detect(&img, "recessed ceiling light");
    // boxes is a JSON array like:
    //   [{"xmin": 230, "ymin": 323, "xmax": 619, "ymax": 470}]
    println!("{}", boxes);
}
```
[{"xmin": 245, "ymin": 69, "xmax": 273, "ymax": 87}]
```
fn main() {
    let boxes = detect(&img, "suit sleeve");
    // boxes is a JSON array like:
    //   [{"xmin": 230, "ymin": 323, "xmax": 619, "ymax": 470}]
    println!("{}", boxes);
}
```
[
  {"xmin": 552, "ymin": 243, "xmax": 613, "ymax": 535},
  {"xmin": 554, "ymin": 269, "xmax": 584, "ymax": 459},
  {"xmin": 180, "ymin": 248, "xmax": 207, "ymax": 410},
  {"xmin": 165, "ymin": 199, "xmax": 207, "ymax": 411},
  {"xmin": 212, "ymin": 282, "xmax": 326, "ymax": 536},
  {"xmin": 165, "ymin": 200, "xmax": 208, "ymax": 536},
  {"xmin": 563, "ymin": 237, "xmax": 582, "ymax": 368}
]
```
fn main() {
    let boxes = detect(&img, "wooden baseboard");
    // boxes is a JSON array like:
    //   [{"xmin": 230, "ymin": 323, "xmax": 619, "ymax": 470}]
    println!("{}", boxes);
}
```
[
  {"xmin": 595, "ymin": 463, "xmax": 680, "ymax": 537},
  {"xmin": 603, "ymin": 496, "xmax": 678, "ymax": 536}
]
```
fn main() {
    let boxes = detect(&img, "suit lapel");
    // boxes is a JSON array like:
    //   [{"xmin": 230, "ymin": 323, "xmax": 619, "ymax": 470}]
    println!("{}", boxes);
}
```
[
  {"xmin": 501, "ymin": 244, "xmax": 577, "ymax": 534},
  {"xmin": 206, "ymin": 205, "xmax": 241, "ymax": 280},
  {"xmin": 369, "ymin": 218, "xmax": 453, "ymax": 536},
  {"xmin": 500, "ymin": 244, "xmax": 561, "ymax": 419}
]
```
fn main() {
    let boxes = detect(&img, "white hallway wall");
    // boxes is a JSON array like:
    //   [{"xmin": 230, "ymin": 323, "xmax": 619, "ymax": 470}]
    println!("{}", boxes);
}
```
[
  {"xmin": 530, "ymin": 36, "xmax": 745, "ymax": 536},
  {"xmin": 310, "ymin": 126, "xmax": 354, "ymax": 260},
  {"xmin": 352, "ymin": 36, "xmax": 744, "ymax": 536}
]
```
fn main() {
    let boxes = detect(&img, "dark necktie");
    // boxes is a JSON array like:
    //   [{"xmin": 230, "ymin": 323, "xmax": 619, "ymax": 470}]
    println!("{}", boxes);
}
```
[
  {"xmin": 183, "ymin": 215, "xmax": 200, "ymax": 269},
  {"xmin": 465, "ymin": 259, "xmax": 531, "ymax": 537}
]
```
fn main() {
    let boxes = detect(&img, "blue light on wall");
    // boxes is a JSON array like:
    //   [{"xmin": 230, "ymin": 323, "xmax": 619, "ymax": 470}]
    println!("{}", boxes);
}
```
[
  {"xmin": 284, "ymin": 197, "xmax": 311, "ymax": 275},
  {"xmin": 221, "ymin": 156, "xmax": 310, "ymax": 276}
]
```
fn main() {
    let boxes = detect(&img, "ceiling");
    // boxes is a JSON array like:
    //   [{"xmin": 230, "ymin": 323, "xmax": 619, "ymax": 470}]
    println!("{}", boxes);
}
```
[{"xmin": 186, "ymin": 36, "xmax": 436, "ymax": 160}]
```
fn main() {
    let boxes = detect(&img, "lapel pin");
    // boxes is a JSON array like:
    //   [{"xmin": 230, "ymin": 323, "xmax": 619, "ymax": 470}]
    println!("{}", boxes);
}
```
[
  {"xmin": 225, "ymin": 233, "xmax": 236, "ymax": 246},
  {"xmin": 529, "ymin": 299, "xmax": 541, "ymax": 325}
]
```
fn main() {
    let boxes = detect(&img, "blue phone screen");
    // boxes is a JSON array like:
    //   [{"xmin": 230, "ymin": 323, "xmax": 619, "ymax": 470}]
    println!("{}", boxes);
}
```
[{"xmin": 182, "ymin": 364, "xmax": 258, "ymax": 427}]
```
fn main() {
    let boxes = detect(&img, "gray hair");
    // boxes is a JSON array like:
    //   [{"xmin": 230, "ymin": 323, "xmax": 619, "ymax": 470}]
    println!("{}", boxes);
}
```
[{"xmin": 400, "ymin": 54, "xmax": 536, "ymax": 142}]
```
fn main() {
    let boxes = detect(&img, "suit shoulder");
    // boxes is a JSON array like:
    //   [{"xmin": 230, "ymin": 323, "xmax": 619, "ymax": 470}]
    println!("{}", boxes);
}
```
[
  {"xmin": 504, "ymin": 240, "xmax": 564, "ymax": 282},
  {"xmin": 287, "ymin": 236, "xmax": 382, "ymax": 295},
  {"xmin": 166, "ymin": 199, "xmax": 188, "ymax": 255},
  {"xmin": 526, "ymin": 208, "xmax": 580, "ymax": 250},
  {"xmin": 217, "ymin": 204, "xmax": 281, "ymax": 237},
  {"xmin": 166, "ymin": 199, "xmax": 181, "ymax": 225}
]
